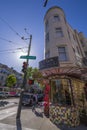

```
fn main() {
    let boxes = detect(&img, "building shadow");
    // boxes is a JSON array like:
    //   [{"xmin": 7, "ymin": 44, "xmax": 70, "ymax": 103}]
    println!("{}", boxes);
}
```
[{"xmin": 16, "ymin": 119, "xmax": 22, "ymax": 130}]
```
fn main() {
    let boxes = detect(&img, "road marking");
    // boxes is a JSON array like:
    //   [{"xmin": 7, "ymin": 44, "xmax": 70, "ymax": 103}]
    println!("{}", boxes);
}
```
[
  {"xmin": 0, "ymin": 106, "xmax": 17, "ymax": 120},
  {"xmin": 0, "ymin": 123, "xmax": 37, "ymax": 130}
]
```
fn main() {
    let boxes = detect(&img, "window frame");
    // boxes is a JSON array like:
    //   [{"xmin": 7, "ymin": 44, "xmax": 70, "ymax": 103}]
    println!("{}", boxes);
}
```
[
  {"xmin": 58, "ymin": 46, "xmax": 67, "ymax": 61},
  {"xmin": 54, "ymin": 14, "xmax": 60, "ymax": 21},
  {"xmin": 55, "ymin": 27, "xmax": 64, "ymax": 37}
]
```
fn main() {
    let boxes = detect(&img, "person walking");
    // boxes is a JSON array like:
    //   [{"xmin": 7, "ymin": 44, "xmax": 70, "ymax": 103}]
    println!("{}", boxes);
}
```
[
  {"xmin": 32, "ymin": 95, "xmax": 36, "ymax": 112},
  {"xmin": 43, "ymin": 79, "xmax": 50, "ymax": 117}
]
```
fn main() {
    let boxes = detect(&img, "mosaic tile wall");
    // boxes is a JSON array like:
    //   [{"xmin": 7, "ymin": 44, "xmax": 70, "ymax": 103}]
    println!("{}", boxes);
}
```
[{"xmin": 49, "ymin": 105, "xmax": 80, "ymax": 127}]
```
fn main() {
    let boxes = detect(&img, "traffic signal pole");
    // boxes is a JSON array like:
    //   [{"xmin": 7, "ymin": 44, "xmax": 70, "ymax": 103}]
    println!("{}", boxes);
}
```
[{"xmin": 16, "ymin": 35, "xmax": 32, "ymax": 120}]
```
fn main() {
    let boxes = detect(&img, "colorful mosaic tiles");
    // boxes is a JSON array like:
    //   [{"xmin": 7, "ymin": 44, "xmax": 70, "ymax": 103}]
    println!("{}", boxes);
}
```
[{"xmin": 49, "ymin": 105, "xmax": 80, "ymax": 127}]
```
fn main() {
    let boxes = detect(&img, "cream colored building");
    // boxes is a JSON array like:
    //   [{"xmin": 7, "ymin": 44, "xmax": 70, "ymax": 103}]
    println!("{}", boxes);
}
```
[{"xmin": 44, "ymin": 6, "xmax": 87, "ymax": 67}]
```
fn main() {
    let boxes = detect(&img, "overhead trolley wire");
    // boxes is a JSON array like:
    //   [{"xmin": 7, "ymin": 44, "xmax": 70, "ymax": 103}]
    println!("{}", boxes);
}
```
[
  {"xmin": 0, "ymin": 36, "xmax": 17, "ymax": 45},
  {"xmin": 0, "ymin": 17, "xmax": 28, "ymax": 44},
  {"xmin": 0, "ymin": 17, "xmax": 21, "ymax": 38},
  {"xmin": 0, "ymin": 36, "xmax": 28, "ymax": 46},
  {"xmin": 0, "ymin": 46, "xmax": 28, "ymax": 53}
]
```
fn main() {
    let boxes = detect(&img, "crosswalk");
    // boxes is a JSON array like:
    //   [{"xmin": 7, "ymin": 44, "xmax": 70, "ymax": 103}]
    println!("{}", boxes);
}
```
[
  {"xmin": 0, "ymin": 106, "xmax": 37, "ymax": 130},
  {"xmin": 0, "ymin": 106, "xmax": 17, "ymax": 120},
  {"xmin": 0, "ymin": 123, "xmax": 37, "ymax": 130}
]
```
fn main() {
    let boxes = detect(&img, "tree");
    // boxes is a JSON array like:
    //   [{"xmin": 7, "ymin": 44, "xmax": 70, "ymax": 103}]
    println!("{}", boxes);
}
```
[
  {"xmin": 27, "ymin": 67, "xmax": 43, "ymax": 80},
  {"xmin": 6, "ymin": 74, "xmax": 16, "ymax": 87},
  {"xmin": 26, "ymin": 67, "xmax": 44, "ymax": 89},
  {"xmin": 27, "ymin": 67, "xmax": 33, "ymax": 79},
  {"xmin": 32, "ymin": 67, "xmax": 43, "ymax": 80}
]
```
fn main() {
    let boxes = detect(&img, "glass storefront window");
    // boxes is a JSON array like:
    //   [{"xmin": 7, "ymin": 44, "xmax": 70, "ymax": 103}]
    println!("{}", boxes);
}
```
[{"xmin": 51, "ymin": 79, "xmax": 71, "ymax": 106}]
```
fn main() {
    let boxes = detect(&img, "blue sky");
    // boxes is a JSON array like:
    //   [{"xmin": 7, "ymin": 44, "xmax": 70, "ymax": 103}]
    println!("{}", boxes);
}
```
[{"xmin": 0, "ymin": 0, "xmax": 87, "ymax": 72}]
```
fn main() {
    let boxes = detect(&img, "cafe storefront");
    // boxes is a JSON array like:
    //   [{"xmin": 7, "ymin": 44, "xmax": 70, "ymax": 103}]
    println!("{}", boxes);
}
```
[{"xmin": 40, "ymin": 65, "xmax": 87, "ymax": 127}]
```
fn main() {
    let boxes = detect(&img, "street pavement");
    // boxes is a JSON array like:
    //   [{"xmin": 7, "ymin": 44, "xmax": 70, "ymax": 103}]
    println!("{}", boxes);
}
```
[{"xmin": 0, "ymin": 102, "xmax": 87, "ymax": 130}]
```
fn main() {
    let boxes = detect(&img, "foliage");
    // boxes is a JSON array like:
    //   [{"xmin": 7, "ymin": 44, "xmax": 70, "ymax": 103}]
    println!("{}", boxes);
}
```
[
  {"xmin": 27, "ymin": 67, "xmax": 33, "ymax": 78},
  {"xmin": 27, "ymin": 67, "xmax": 44, "ymax": 89},
  {"xmin": 27, "ymin": 67, "xmax": 43, "ymax": 80},
  {"xmin": 6, "ymin": 74, "xmax": 16, "ymax": 87}
]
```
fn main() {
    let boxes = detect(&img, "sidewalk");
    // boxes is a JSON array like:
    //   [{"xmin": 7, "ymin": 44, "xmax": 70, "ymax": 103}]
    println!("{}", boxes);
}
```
[{"xmin": 0, "ymin": 107, "xmax": 87, "ymax": 130}]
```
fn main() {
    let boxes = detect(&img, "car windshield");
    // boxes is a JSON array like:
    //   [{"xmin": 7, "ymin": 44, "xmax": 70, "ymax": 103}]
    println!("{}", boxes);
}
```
[
  {"xmin": 0, "ymin": 92, "xmax": 4, "ymax": 94},
  {"xmin": 23, "ymin": 94, "xmax": 31, "ymax": 98}
]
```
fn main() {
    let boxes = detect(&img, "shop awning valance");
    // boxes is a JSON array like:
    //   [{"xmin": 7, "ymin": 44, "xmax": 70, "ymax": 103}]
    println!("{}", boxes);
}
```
[{"xmin": 40, "ymin": 66, "xmax": 87, "ymax": 80}]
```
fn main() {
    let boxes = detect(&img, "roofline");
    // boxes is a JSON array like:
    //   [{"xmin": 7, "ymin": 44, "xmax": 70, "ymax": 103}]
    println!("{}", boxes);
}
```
[{"xmin": 44, "ymin": 6, "xmax": 65, "ymax": 21}]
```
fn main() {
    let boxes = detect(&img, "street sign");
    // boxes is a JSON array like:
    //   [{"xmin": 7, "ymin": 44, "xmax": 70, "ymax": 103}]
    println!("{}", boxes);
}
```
[{"xmin": 20, "ymin": 55, "xmax": 36, "ymax": 60}]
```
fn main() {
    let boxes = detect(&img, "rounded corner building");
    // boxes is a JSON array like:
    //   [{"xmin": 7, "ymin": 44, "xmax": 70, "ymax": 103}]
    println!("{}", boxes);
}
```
[
  {"xmin": 44, "ymin": 6, "xmax": 85, "ymax": 67},
  {"xmin": 39, "ymin": 6, "xmax": 87, "ymax": 127}
]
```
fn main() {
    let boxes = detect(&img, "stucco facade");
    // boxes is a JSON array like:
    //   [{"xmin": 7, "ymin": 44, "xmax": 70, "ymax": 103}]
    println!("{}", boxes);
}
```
[{"xmin": 44, "ymin": 6, "xmax": 87, "ymax": 67}]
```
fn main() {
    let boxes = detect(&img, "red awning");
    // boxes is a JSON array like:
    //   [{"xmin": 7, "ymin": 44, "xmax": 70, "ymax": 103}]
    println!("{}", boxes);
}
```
[{"xmin": 40, "ymin": 66, "xmax": 87, "ymax": 80}]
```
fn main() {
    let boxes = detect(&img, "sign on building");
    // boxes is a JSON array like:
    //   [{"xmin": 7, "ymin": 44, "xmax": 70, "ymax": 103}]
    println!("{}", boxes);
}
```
[{"xmin": 39, "ymin": 56, "xmax": 59, "ymax": 70}]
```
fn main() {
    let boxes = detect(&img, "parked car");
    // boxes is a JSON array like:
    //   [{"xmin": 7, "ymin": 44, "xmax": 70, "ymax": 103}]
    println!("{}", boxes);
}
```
[
  {"xmin": 9, "ymin": 91, "xmax": 16, "ymax": 97},
  {"xmin": 5, "ymin": 92, "xmax": 10, "ymax": 97},
  {"xmin": 15, "ymin": 92, "xmax": 20, "ymax": 97},
  {"xmin": 22, "ymin": 93, "xmax": 33, "ymax": 106},
  {"xmin": 37, "ymin": 94, "xmax": 44, "ymax": 102},
  {"xmin": 0, "ymin": 91, "xmax": 7, "ymax": 98}
]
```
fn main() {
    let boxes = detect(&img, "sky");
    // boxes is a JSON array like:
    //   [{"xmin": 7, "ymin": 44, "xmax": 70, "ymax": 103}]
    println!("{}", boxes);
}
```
[{"xmin": 0, "ymin": 0, "xmax": 87, "ymax": 73}]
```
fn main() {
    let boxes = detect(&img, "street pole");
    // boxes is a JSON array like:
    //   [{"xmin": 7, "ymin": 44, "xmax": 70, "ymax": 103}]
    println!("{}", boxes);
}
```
[{"xmin": 16, "ymin": 35, "xmax": 32, "ymax": 120}]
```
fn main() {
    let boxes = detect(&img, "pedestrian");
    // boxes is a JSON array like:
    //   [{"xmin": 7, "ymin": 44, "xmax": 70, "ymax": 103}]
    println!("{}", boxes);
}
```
[
  {"xmin": 32, "ymin": 95, "xmax": 36, "ymax": 112},
  {"xmin": 43, "ymin": 79, "xmax": 50, "ymax": 117}
]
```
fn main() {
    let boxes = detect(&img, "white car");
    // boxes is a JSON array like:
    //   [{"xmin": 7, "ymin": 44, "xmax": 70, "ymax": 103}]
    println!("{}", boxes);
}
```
[
  {"xmin": 0, "ymin": 91, "xmax": 7, "ymax": 98},
  {"xmin": 5, "ymin": 92, "xmax": 10, "ymax": 97}
]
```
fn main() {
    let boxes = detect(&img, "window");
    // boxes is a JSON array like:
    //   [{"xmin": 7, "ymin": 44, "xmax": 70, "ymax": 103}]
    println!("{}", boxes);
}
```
[
  {"xmin": 67, "ymin": 30, "xmax": 71, "ymax": 40},
  {"xmin": 45, "ymin": 51, "xmax": 50, "ymax": 59},
  {"xmin": 54, "ymin": 15, "xmax": 60, "ymax": 21},
  {"xmin": 45, "ymin": 20, "xmax": 49, "ymax": 32},
  {"xmin": 52, "ymin": 79, "xmax": 71, "ymax": 106},
  {"xmin": 58, "ymin": 47, "xmax": 67, "ymax": 61},
  {"xmin": 55, "ymin": 28, "xmax": 63, "ymax": 37},
  {"xmin": 45, "ymin": 32, "xmax": 49, "ymax": 42},
  {"xmin": 85, "ymin": 51, "xmax": 87, "ymax": 57},
  {"xmin": 76, "ymin": 46, "xmax": 80, "ymax": 54}
]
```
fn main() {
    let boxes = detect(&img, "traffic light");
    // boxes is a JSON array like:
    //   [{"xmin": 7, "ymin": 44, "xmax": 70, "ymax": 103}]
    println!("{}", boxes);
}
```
[
  {"xmin": 28, "ymin": 79, "xmax": 34, "ymax": 85},
  {"xmin": 22, "ymin": 62, "xmax": 27, "ymax": 73}
]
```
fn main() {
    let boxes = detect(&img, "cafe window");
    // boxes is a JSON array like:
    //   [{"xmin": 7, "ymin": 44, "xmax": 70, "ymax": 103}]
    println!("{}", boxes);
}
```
[{"xmin": 51, "ymin": 79, "xmax": 71, "ymax": 106}]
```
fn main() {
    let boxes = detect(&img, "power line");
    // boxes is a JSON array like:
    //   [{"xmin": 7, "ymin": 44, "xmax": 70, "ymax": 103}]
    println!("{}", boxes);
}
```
[
  {"xmin": 0, "ymin": 46, "xmax": 28, "ymax": 53},
  {"xmin": 0, "ymin": 50, "xmax": 26, "ymax": 54},
  {"xmin": 0, "ymin": 51, "xmax": 21, "ymax": 55},
  {"xmin": 0, "ymin": 36, "xmax": 18, "ymax": 45},
  {"xmin": 0, "ymin": 17, "xmax": 28, "ymax": 44},
  {"xmin": 0, "ymin": 36, "xmax": 28, "ymax": 50},
  {"xmin": 0, "ymin": 17, "xmax": 22, "ymax": 38}
]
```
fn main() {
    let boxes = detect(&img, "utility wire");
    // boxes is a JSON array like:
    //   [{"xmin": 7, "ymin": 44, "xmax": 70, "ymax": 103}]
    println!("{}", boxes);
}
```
[
  {"xmin": 0, "ymin": 50, "xmax": 27, "ymax": 55},
  {"xmin": 0, "ymin": 36, "xmax": 28, "ymax": 50},
  {"xmin": 0, "ymin": 17, "xmax": 21, "ymax": 38},
  {"xmin": 0, "ymin": 50, "xmax": 26, "ymax": 54},
  {"xmin": 0, "ymin": 36, "xmax": 18, "ymax": 45},
  {"xmin": 0, "ymin": 17, "xmax": 28, "ymax": 44},
  {"xmin": 0, "ymin": 46, "xmax": 28, "ymax": 53}
]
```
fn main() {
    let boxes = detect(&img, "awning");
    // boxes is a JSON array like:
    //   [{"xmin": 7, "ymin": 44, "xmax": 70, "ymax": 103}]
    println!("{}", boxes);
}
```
[{"xmin": 40, "ymin": 66, "xmax": 87, "ymax": 80}]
